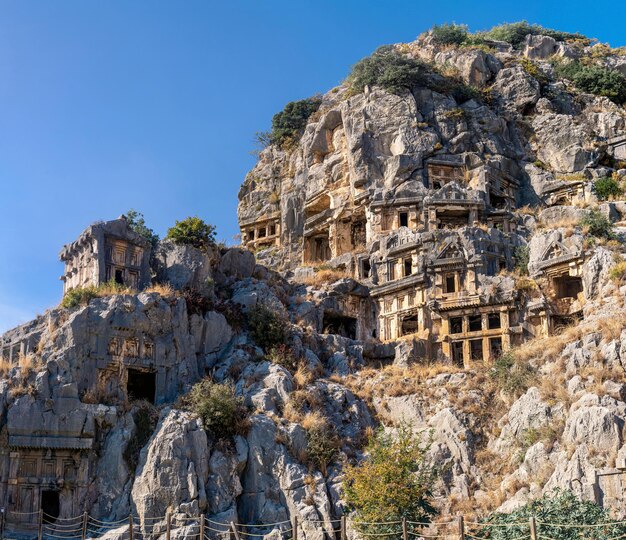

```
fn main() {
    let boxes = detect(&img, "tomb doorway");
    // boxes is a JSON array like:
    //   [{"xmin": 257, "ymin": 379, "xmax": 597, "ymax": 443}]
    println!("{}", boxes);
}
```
[
  {"xmin": 127, "ymin": 369, "xmax": 156, "ymax": 404},
  {"xmin": 41, "ymin": 490, "xmax": 60, "ymax": 523}
]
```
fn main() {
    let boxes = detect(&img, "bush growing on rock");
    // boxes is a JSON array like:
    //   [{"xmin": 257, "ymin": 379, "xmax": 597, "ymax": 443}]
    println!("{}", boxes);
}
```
[
  {"xmin": 480, "ymin": 22, "xmax": 587, "ymax": 48},
  {"xmin": 490, "ymin": 351, "xmax": 535, "ymax": 397},
  {"xmin": 580, "ymin": 209, "xmax": 615, "ymax": 239},
  {"xmin": 344, "ymin": 424, "xmax": 436, "ymax": 529},
  {"xmin": 270, "ymin": 97, "xmax": 322, "ymax": 149},
  {"xmin": 482, "ymin": 489, "xmax": 626, "ymax": 540},
  {"xmin": 303, "ymin": 413, "xmax": 341, "ymax": 476},
  {"xmin": 183, "ymin": 379, "xmax": 249, "ymax": 438},
  {"xmin": 348, "ymin": 46, "xmax": 427, "ymax": 94},
  {"xmin": 166, "ymin": 216, "xmax": 216, "ymax": 250},
  {"xmin": 247, "ymin": 303, "xmax": 288, "ymax": 351},
  {"xmin": 593, "ymin": 176, "xmax": 624, "ymax": 200},
  {"xmin": 553, "ymin": 61, "xmax": 626, "ymax": 104},
  {"xmin": 513, "ymin": 245, "xmax": 530, "ymax": 275},
  {"xmin": 430, "ymin": 24, "xmax": 468, "ymax": 46},
  {"xmin": 267, "ymin": 344, "xmax": 299, "ymax": 372}
]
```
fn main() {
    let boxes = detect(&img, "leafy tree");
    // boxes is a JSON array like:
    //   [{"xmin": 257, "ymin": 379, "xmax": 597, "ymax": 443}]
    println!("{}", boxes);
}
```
[
  {"xmin": 166, "ymin": 216, "xmax": 216, "ymax": 250},
  {"xmin": 183, "ymin": 379, "xmax": 249, "ymax": 437},
  {"xmin": 348, "ymin": 46, "xmax": 426, "ymax": 94},
  {"xmin": 431, "ymin": 24, "xmax": 468, "ymax": 46},
  {"xmin": 594, "ymin": 177, "xmax": 624, "ymax": 200},
  {"xmin": 125, "ymin": 209, "xmax": 159, "ymax": 247},
  {"xmin": 580, "ymin": 209, "xmax": 615, "ymax": 239},
  {"xmin": 482, "ymin": 490, "xmax": 626, "ymax": 540},
  {"xmin": 344, "ymin": 424, "xmax": 437, "ymax": 533},
  {"xmin": 270, "ymin": 97, "xmax": 322, "ymax": 149}
]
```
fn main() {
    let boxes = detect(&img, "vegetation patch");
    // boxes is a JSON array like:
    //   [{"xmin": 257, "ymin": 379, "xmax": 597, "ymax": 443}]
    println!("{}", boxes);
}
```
[
  {"xmin": 183, "ymin": 378, "xmax": 249, "ymax": 438},
  {"xmin": 61, "ymin": 280, "xmax": 133, "ymax": 309},
  {"xmin": 344, "ymin": 424, "xmax": 436, "ymax": 529},
  {"xmin": 431, "ymin": 24, "xmax": 469, "ymax": 46},
  {"xmin": 593, "ymin": 176, "xmax": 624, "ymax": 200},
  {"xmin": 348, "ymin": 45, "xmax": 427, "ymax": 95},
  {"xmin": 513, "ymin": 245, "xmax": 530, "ymax": 276},
  {"xmin": 268, "ymin": 97, "xmax": 322, "ymax": 149},
  {"xmin": 478, "ymin": 22, "xmax": 589, "ymax": 48},
  {"xmin": 553, "ymin": 61, "xmax": 626, "ymax": 104},
  {"xmin": 489, "ymin": 351, "xmax": 536, "ymax": 397},
  {"xmin": 126, "ymin": 209, "xmax": 159, "ymax": 247},
  {"xmin": 482, "ymin": 489, "xmax": 626, "ymax": 540},
  {"xmin": 580, "ymin": 209, "xmax": 615, "ymax": 239},
  {"xmin": 247, "ymin": 303, "xmax": 288, "ymax": 351},
  {"xmin": 166, "ymin": 216, "xmax": 216, "ymax": 250}
]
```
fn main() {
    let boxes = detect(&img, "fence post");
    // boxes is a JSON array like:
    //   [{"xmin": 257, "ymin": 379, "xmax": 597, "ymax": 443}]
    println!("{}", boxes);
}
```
[
  {"xmin": 129, "ymin": 514, "xmax": 134, "ymax": 540},
  {"xmin": 166, "ymin": 511, "xmax": 171, "ymax": 540},
  {"xmin": 0, "ymin": 508, "xmax": 5, "ymax": 540},
  {"xmin": 402, "ymin": 517, "xmax": 408, "ymax": 540},
  {"xmin": 37, "ymin": 509, "xmax": 43, "ymax": 540},
  {"xmin": 230, "ymin": 521, "xmax": 241, "ymax": 540},
  {"xmin": 457, "ymin": 515, "xmax": 465, "ymax": 540},
  {"xmin": 81, "ymin": 511, "xmax": 88, "ymax": 540},
  {"xmin": 199, "ymin": 514, "xmax": 205, "ymax": 540},
  {"xmin": 292, "ymin": 515, "xmax": 298, "ymax": 540},
  {"xmin": 340, "ymin": 516, "xmax": 347, "ymax": 540},
  {"xmin": 529, "ymin": 517, "xmax": 537, "ymax": 540}
]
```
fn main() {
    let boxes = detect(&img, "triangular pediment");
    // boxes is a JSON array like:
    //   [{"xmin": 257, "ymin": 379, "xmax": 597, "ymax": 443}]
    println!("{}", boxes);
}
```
[
  {"xmin": 436, "ymin": 238, "xmax": 465, "ymax": 260},
  {"xmin": 540, "ymin": 240, "xmax": 573, "ymax": 262}
]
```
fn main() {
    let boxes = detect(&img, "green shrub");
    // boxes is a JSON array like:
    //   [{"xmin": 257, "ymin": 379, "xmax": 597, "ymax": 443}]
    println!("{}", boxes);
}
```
[
  {"xmin": 481, "ymin": 22, "xmax": 587, "ymax": 49},
  {"xmin": 609, "ymin": 261, "xmax": 626, "ymax": 282},
  {"xmin": 344, "ymin": 424, "xmax": 437, "ymax": 530},
  {"xmin": 580, "ymin": 209, "xmax": 615, "ymax": 239},
  {"xmin": 183, "ymin": 379, "xmax": 249, "ymax": 437},
  {"xmin": 594, "ymin": 176, "xmax": 624, "ymax": 200},
  {"xmin": 490, "ymin": 351, "xmax": 535, "ymax": 397},
  {"xmin": 247, "ymin": 303, "xmax": 288, "ymax": 351},
  {"xmin": 348, "ymin": 46, "xmax": 427, "ymax": 94},
  {"xmin": 123, "ymin": 401, "xmax": 158, "ymax": 473},
  {"xmin": 126, "ymin": 209, "xmax": 159, "ymax": 247},
  {"xmin": 553, "ymin": 61, "xmax": 626, "ymax": 104},
  {"xmin": 513, "ymin": 245, "xmax": 530, "ymax": 275},
  {"xmin": 305, "ymin": 419, "xmax": 341, "ymax": 476},
  {"xmin": 166, "ymin": 216, "xmax": 216, "ymax": 250},
  {"xmin": 431, "ymin": 24, "xmax": 468, "ymax": 46},
  {"xmin": 482, "ymin": 489, "xmax": 626, "ymax": 540},
  {"xmin": 270, "ymin": 97, "xmax": 322, "ymax": 149}
]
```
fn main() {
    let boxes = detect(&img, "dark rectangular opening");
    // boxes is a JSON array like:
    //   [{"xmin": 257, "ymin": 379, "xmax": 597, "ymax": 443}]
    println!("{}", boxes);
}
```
[
  {"xmin": 450, "ymin": 317, "xmax": 463, "ymax": 334},
  {"xmin": 401, "ymin": 314, "xmax": 418, "ymax": 336},
  {"xmin": 322, "ymin": 312, "xmax": 357, "ymax": 340},
  {"xmin": 468, "ymin": 314, "xmax": 482, "ymax": 332},
  {"xmin": 490, "ymin": 191, "xmax": 507, "ymax": 209},
  {"xmin": 488, "ymin": 313, "xmax": 501, "ymax": 330},
  {"xmin": 470, "ymin": 339, "xmax": 483, "ymax": 361},
  {"xmin": 41, "ymin": 490, "xmax": 60, "ymax": 524},
  {"xmin": 258, "ymin": 227, "xmax": 266, "ymax": 238},
  {"xmin": 269, "ymin": 224, "xmax": 276, "ymax": 236},
  {"xmin": 114, "ymin": 268, "xmax": 124, "ymax": 285},
  {"xmin": 451, "ymin": 341, "xmax": 464, "ymax": 367},
  {"xmin": 553, "ymin": 276, "xmax": 583, "ymax": 300},
  {"xmin": 127, "ymin": 369, "xmax": 156, "ymax": 404},
  {"xmin": 399, "ymin": 212, "xmax": 409, "ymax": 227},
  {"xmin": 445, "ymin": 275, "xmax": 456, "ymax": 293},
  {"xmin": 489, "ymin": 337, "xmax": 503, "ymax": 359},
  {"xmin": 551, "ymin": 312, "xmax": 583, "ymax": 335},
  {"xmin": 351, "ymin": 220, "xmax": 366, "ymax": 248},
  {"xmin": 388, "ymin": 261, "xmax": 396, "ymax": 281},
  {"xmin": 432, "ymin": 180, "xmax": 443, "ymax": 190},
  {"xmin": 361, "ymin": 258, "xmax": 371, "ymax": 279},
  {"xmin": 248, "ymin": 230, "xmax": 255, "ymax": 240},
  {"xmin": 404, "ymin": 259, "xmax": 412, "ymax": 277}
]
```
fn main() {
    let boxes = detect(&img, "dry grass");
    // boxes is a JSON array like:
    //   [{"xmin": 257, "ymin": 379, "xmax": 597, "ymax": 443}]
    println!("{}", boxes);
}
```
[
  {"xmin": 300, "ymin": 268, "xmax": 351, "ymax": 287},
  {"xmin": 293, "ymin": 364, "xmax": 314, "ymax": 389},
  {"xmin": 144, "ymin": 283, "xmax": 177, "ymax": 298},
  {"xmin": 301, "ymin": 410, "xmax": 327, "ymax": 431}
]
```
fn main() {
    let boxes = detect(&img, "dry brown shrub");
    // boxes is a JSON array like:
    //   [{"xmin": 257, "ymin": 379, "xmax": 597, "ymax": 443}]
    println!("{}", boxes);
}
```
[
  {"xmin": 144, "ymin": 283, "xmax": 176, "ymax": 298},
  {"xmin": 301, "ymin": 268, "xmax": 350, "ymax": 287}
]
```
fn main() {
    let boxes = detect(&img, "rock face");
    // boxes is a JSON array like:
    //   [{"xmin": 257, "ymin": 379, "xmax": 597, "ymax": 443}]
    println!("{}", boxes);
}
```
[{"xmin": 2, "ymin": 22, "xmax": 626, "ymax": 537}]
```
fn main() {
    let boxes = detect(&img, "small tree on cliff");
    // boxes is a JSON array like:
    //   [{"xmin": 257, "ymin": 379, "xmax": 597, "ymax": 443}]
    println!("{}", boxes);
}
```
[
  {"xmin": 343, "ymin": 424, "xmax": 436, "ymax": 532},
  {"xmin": 166, "ymin": 216, "xmax": 216, "ymax": 250},
  {"xmin": 125, "ymin": 209, "xmax": 159, "ymax": 247}
]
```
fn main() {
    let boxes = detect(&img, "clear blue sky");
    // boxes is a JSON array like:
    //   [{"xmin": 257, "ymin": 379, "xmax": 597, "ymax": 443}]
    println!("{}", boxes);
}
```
[{"xmin": 1, "ymin": 0, "xmax": 625, "ymax": 333}]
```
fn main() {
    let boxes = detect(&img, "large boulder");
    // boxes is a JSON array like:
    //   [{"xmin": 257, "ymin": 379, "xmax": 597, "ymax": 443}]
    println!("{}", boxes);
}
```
[
  {"xmin": 492, "ymin": 66, "xmax": 540, "ymax": 113},
  {"xmin": 152, "ymin": 240, "xmax": 214, "ymax": 294},
  {"xmin": 219, "ymin": 248, "xmax": 256, "ymax": 279},
  {"xmin": 131, "ymin": 409, "xmax": 209, "ymax": 526}
]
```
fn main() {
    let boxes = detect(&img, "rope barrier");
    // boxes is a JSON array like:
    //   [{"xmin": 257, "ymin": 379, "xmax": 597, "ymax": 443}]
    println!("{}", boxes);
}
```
[{"xmin": 236, "ymin": 520, "xmax": 291, "ymax": 528}]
